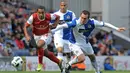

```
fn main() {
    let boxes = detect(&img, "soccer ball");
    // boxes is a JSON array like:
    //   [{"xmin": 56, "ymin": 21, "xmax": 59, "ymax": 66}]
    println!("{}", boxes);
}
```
[{"xmin": 11, "ymin": 56, "xmax": 23, "ymax": 67}]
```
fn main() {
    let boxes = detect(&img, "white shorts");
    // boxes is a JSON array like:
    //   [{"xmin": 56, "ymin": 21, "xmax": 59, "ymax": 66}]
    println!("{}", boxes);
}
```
[
  {"xmin": 69, "ymin": 42, "xmax": 94, "ymax": 56},
  {"xmin": 54, "ymin": 35, "xmax": 71, "ymax": 53},
  {"xmin": 34, "ymin": 33, "xmax": 52, "ymax": 49}
]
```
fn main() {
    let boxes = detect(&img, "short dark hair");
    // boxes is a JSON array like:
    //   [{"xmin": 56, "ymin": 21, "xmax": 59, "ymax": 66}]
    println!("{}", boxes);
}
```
[
  {"xmin": 37, "ymin": 6, "xmax": 46, "ymax": 11},
  {"xmin": 81, "ymin": 10, "xmax": 90, "ymax": 18}
]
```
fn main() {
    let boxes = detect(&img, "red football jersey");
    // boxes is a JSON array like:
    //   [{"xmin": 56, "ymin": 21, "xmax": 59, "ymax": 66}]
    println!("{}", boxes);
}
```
[{"xmin": 32, "ymin": 13, "xmax": 51, "ymax": 35}]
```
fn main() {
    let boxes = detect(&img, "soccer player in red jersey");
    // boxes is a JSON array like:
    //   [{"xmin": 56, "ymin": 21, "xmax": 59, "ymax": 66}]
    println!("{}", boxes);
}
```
[{"xmin": 23, "ymin": 6, "xmax": 64, "ymax": 72}]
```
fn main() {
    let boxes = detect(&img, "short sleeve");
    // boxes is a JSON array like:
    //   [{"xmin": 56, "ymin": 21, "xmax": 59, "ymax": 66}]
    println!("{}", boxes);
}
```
[
  {"xmin": 27, "ymin": 15, "xmax": 33, "ymax": 25},
  {"xmin": 50, "ymin": 14, "xmax": 57, "ymax": 20}
]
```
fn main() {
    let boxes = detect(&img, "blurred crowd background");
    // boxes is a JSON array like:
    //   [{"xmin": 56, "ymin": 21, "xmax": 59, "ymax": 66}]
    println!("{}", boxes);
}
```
[{"xmin": 0, "ymin": 0, "xmax": 130, "ymax": 57}]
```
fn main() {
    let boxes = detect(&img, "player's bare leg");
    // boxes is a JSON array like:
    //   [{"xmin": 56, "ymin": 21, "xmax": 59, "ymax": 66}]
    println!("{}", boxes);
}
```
[
  {"xmin": 88, "ymin": 54, "xmax": 101, "ymax": 73},
  {"xmin": 36, "ymin": 40, "xmax": 45, "ymax": 71},
  {"xmin": 57, "ymin": 47, "xmax": 64, "ymax": 60}
]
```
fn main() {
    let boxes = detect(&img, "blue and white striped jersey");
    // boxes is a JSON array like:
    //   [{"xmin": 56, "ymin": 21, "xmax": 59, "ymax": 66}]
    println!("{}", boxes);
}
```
[
  {"xmin": 53, "ymin": 10, "xmax": 76, "ymax": 40},
  {"xmin": 67, "ymin": 18, "xmax": 104, "ymax": 44}
]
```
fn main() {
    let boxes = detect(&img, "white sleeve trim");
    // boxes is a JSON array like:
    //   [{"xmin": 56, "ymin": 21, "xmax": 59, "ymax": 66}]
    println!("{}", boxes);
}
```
[
  {"xmin": 51, "ymin": 14, "xmax": 56, "ymax": 20},
  {"xmin": 27, "ymin": 15, "xmax": 33, "ymax": 24}
]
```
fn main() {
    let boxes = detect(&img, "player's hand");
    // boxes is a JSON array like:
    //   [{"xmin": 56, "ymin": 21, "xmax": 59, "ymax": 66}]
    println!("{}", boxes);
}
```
[
  {"xmin": 25, "ymin": 35, "xmax": 31, "ymax": 42},
  {"xmin": 117, "ymin": 27, "xmax": 126, "ymax": 32}
]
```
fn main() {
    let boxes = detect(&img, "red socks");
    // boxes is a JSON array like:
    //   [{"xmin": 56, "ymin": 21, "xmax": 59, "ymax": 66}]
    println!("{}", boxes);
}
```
[
  {"xmin": 45, "ymin": 51, "xmax": 60, "ymax": 64},
  {"xmin": 38, "ymin": 48, "xmax": 44, "ymax": 64},
  {"xmin": 38, "ymin": 48, "xmax": 60, "ymax": 65}
]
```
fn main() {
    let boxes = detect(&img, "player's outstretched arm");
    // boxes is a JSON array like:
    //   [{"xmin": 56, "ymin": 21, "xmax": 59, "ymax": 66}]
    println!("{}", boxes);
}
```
[
  {"xmin": 51, "ymin": 23, "xmax": 68, "ymax": 33},
  {"xmin": 104, "ymin": 22, "xmax": 126, "ymax": 32},
  {"xmin": 51, "ymin": 19, "xmax": 76, "ymax": 34},
  {"xmin": 93, "ymin": 19, "xmax": 126, "ymax": 32}
]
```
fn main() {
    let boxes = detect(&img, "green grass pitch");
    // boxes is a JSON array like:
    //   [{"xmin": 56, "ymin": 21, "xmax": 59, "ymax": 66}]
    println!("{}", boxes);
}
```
[{"xmin": 0, "ymin": 71, "xmax": 130, "ymax": 73}]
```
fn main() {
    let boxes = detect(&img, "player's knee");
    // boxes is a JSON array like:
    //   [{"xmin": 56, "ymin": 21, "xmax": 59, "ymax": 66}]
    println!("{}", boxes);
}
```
[
  {"xmin": 78, "ymin": 54, "xmax": 85, "ymax": 63},
  {"xmin": 57, "ymin": 47, "xmax": 63, "ymax": 53},
  {"xmin": 37, "ymin": 40, "xmax": 45, "ymax": 48}
]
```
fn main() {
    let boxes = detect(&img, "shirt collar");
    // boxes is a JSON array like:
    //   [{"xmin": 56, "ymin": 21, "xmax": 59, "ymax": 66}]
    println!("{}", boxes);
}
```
[{"xmin": 59, "ymin": 9, "xmax": 69, "ymax": 14}]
